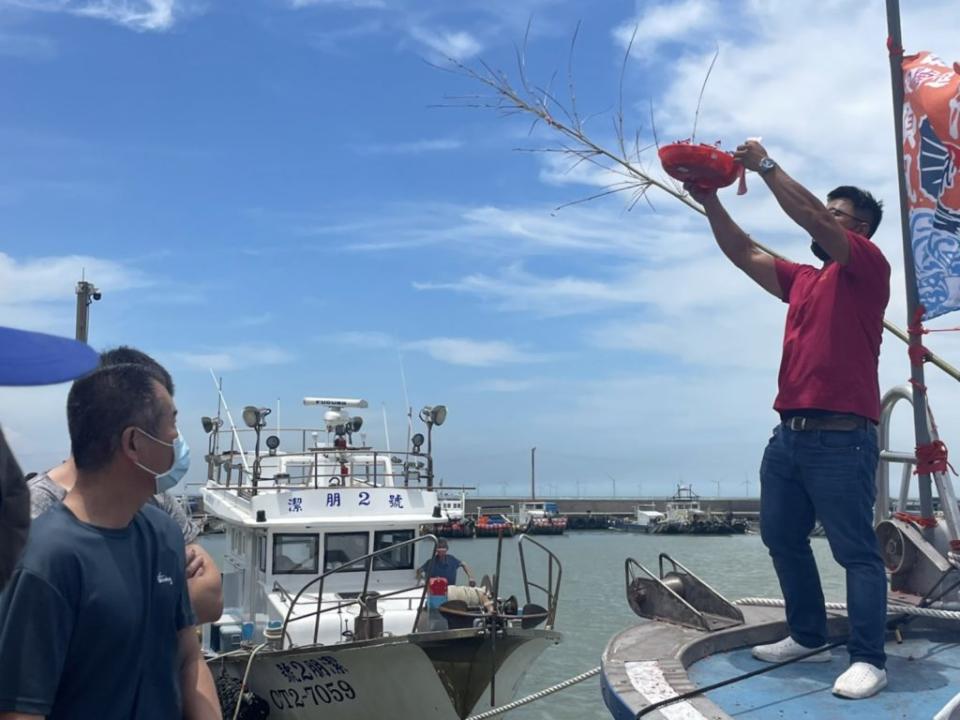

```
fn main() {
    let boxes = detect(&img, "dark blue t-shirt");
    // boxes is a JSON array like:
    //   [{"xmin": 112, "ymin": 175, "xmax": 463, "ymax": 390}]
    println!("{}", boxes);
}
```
[
  {"xmin": 420, "ymin": 553, "xmax": 462, "ymax": 585},
  {"xmin": 0, "ymin": 502, "xmax": 194, "ymax": 719}
]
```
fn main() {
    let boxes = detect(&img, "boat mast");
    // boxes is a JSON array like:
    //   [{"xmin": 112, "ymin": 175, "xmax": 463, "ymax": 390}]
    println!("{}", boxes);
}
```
[
  {"xmin": 884, "ymin": 0, "xmax": 935, "ymax": 529},
  {"xmin": 74, "ymin": 274, "xmax": 101, "ymax": 342}
]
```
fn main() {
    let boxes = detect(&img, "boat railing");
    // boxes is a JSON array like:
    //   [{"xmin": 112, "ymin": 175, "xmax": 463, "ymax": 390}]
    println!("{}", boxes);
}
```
[
  {"xmin": 875, "ymin": 384, "xmax": 960, "ymax": 542},
  {"xmin": 275, "ymin": 534, "xmax": 439, "ymax": 648},
  {"xmin": 517, "ymin": 534, "xmax": 562, "ymax": 629}
]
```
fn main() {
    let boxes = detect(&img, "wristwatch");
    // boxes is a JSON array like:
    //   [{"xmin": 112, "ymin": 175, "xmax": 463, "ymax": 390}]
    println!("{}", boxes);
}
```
[{"xmin": 758, "ymin": 157, "xmax": 777, "ymax": 175}]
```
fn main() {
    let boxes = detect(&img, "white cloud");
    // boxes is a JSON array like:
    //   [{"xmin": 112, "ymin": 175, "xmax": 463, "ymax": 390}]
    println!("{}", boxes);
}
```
[
  {"xmin": 354, "ymin": 138, "xmax": 462, "ymax": 155},
  {"xmin": 408, "ymin": 25, "xmax": 482, "ymax": 61},
  {"xmin": 290, "ymin": 0, "xmax": 385, "ymax": 7},
  {"xmin": 5, "ymin": 0, "xmax": 191, "ymax": 32},
  {"xmin": 171, "ymin": 344, "xmax": 296, "ymax": 372},
  {"xmin": 0, "ymin": 32, "xmax": 57, "ymax": 60},
  {"xmin": 403, "ymin": 337, "xmax": 542, "ymax": 367},
  {"xmin": 0, "ymin": 251, "xmax": 150, "ymax": 335},
  {"xmin": 613, "ymin": 0, "xmax": 718, "ymax": 57},
  {"xmin": 473, "ymin": 378, "xmax": 543, "ymax": 392},
  {"xmin": 333, "ymin": 330, "xmax": 395, "ymax": 348}
]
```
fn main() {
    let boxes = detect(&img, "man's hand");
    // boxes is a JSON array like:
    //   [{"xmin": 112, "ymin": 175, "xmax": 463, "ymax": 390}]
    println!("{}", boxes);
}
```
[
  {"xmin": 185, "ymin": 545, "xmax": 205, "ymax": 579},
  {"xmin": 683, "ymin": 181, "xmax": 717, "ymax": 206},
  {"xmin": 733, "ymin": 139, "xmax": 768, "ymax": 173}
]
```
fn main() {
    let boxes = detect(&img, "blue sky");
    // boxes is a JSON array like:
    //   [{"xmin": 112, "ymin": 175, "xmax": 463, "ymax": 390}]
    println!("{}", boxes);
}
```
[{"xmin": 2, "ymin": 0, "xmax": 959, "ymax": 499}]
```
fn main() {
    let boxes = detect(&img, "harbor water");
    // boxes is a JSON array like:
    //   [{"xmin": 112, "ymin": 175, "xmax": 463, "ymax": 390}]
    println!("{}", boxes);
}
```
[{"xmin": 202, "ymin": 530, "xmax": 846, "ymax": 719}]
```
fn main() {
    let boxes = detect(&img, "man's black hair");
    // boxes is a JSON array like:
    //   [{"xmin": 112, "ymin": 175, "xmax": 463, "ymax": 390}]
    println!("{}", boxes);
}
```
[
  {"xmin": 828, "ymin": 186, "xmax": 884, "ymax": 238},
  {"xmin": 67, "ymin": 363, "xmax": 166, "ymax": 471},
  {"xmin": 99, "ymin": 346, "xmax": 174, "ymax": 395}
]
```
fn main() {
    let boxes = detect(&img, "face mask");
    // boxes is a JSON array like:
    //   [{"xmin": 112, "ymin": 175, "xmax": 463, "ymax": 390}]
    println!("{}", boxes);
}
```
[
  {"xmin": 810, "ymin": 241, "xmax": 832, "ymax": 263},
  {"xmin": 134, "ymin": 428, "xmax": 190, "ymax": 494}
]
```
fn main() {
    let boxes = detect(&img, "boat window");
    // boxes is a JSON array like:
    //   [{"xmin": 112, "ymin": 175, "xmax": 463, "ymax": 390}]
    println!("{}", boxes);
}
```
[
  {"xmin": 372, "ymin": 530, "xmax": 415, "ymax": 571},
  {"xmin": 273, "ymin": 533, "xmax": 319, "ymax": 575},
  {"xmin": 257, "ymin": 535, "xmax": 266, "ymax": 573},
  {"xmin": 323, "ymin": 532, "xmax": 368, "ymax": 573}
]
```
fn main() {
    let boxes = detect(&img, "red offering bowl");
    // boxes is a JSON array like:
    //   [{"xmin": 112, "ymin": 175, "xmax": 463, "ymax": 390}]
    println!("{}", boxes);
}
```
[{"xmin": 658, "ymin": 141, "xmax": 741, "ymax": 190}]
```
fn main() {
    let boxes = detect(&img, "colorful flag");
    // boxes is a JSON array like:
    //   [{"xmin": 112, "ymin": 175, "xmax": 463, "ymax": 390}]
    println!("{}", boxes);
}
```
[{"xmin": 902, "ymin": 52, "xmax": 960, "ymax": 320}]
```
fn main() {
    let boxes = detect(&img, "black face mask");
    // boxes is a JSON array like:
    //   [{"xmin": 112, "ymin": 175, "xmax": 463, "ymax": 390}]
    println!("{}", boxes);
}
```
[{"xmin": 810, "ymin": 241, "xmax": 832, "ymax": 263}]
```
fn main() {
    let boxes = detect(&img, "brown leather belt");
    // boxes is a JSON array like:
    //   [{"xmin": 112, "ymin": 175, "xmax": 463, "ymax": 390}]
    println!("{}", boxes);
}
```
[{"xmin": 783, "ymin": 414, "xmax": 867, "ymax": 432}]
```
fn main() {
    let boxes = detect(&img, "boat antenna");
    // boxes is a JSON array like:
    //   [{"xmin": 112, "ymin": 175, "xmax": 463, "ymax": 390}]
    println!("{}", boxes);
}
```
[{"xmin": 208, "ymin": 369, "xmax": 251, "ymax": 474}]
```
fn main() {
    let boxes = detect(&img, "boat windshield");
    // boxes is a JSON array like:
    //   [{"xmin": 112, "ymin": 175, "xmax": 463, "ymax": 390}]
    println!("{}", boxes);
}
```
[{"xmin": 323, "ymin": 532, "xmax": 369, "ymax": 572}]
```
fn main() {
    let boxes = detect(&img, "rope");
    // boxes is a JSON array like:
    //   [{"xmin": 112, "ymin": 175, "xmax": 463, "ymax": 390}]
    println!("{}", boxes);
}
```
[
  {"xmin": 465, "ymin": 666, "xmax": 600, "ymax": 720},
  {"xmin": 232, "ymin": 642, "xmax": 269, "ymax": 720},
  {"xmin": 735, "ymin": 597, "xmax": 960, "ymax": 622}
]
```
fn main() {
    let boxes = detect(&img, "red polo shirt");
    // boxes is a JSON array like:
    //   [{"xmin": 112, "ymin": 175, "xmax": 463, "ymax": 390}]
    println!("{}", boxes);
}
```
[{"xmin": 773, "ymin": 231, "xmax": 890, "ymax": 422}]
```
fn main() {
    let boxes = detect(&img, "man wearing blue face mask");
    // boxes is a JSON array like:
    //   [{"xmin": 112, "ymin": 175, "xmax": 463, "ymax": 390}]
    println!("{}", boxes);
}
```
[
  {"xmin": 28, "ymin": 346, "xmax": 223, "ymax": 624},
  {"xmin": 0, "ymin": 363, "xmax": 220, "ymax": 720}
]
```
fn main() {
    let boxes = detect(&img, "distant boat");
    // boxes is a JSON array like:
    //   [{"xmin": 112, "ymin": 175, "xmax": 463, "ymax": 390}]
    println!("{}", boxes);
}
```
[
  {"xmin": 518, "ymin": 501, "xmax": 568, "ymax": 535},
  {"xmin": 649, "ymin": 485, "xmax": 747, "ymax": 535},
  {"xmin": 433, "ymin": 491, "xmax": 475, "ymax": 538},
  {"xmin": 611, "ymin": 507, "xmax": 665, "ymax": 534},
  {"xmin": 475, "ymin": 507, "xmax": 515, "ymax": 537}
]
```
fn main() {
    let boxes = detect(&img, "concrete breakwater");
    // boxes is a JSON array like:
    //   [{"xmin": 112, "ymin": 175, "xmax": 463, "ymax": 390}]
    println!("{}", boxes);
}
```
[{"xmin": 464, "ymin": 497, "xmax": 761, "ymax": 530}]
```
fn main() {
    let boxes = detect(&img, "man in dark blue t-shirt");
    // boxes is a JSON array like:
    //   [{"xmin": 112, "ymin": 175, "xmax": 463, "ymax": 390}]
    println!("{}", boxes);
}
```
[
  {"xmin": 0, "ymin": 364, "xmax": 219, "ymax": 720},
  {"xmin": 417, "ymin": 538, "xmax": 476, "ymax": 586}
]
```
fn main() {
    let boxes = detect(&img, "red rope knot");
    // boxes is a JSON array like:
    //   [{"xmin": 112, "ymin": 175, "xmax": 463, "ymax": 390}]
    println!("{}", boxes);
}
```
[
  {"xmin": 893, "ymin": 510, "xmax": 938, "ymax": 529},
  {"xmin": 886, "ymin": 37, "xmax": 904, "ymax": 58},
  {"xmin": 916, "ymin": 440, "xmax": 957, "ymax": 476},
  {"xmin": 908, "ymin": 305, "xmax": 931, "ymax": 367}
]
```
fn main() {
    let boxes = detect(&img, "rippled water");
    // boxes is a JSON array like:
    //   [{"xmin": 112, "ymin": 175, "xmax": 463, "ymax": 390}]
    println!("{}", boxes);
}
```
[
  {"xmin": 449, "ymin": 532, "xmax": 846, "ymax": 720},
  {"xmin": 202, "ymin": 531, "xmax": 846, "ymax": 719}
]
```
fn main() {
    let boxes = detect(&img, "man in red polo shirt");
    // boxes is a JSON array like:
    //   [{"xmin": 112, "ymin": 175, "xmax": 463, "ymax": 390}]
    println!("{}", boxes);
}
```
[{"xmin": 686, "ymin": 139, "xmax": 890, "ymax": 700}]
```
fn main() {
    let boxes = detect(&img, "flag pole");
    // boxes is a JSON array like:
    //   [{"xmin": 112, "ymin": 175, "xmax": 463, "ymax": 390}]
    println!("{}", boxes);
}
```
[{"xmin": 885, "ymin": 0, "xmax": 935, "ymax": 528}]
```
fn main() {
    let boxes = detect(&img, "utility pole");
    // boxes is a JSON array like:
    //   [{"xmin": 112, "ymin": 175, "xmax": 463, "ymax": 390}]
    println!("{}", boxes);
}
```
[
  {"xmin": 75, "ymin": 277, "xmax": 101, "ymax": 343},
  {"xmin": 530, "ymin": 446, "xmax": 536, "ymax": 500}
]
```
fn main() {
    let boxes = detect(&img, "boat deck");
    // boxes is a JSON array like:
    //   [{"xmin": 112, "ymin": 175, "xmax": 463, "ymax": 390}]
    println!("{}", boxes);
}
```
[
  {"xmin": 688, "ymin": 626, "xmax": 960, "ymax": 719},
  {"xmin": 603, "ymin": 605, "xmax": 960, "ymax": 720}
]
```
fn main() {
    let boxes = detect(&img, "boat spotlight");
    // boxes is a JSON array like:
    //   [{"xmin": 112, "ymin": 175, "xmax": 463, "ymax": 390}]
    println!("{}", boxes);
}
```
[
  {"xmin": 411, "ymin": 433, "xmax": 425, "ymax": 453},
  {"xmin": 350, "ymin": 416, "xmax": 363, "ymax": 432},
  {"xmin": 265, "ymin": 435, "xmax": 281, "ymax": 455},
  {"xmin": 242, "ymin": 405, "xmax": 272, "ymax": 429},
  {"xmin": 419, "ymin": 405, "xmax": 448, "ymax": 427},
  {"xmin": 201, "ymin": 416, "xmax": 223, "ymax": 434}
]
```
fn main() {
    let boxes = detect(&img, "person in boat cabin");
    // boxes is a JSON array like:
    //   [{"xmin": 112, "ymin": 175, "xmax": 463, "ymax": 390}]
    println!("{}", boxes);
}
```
[
  {"xmin": 27, "ymin": 346, "xmax": 224, "ymax": 625},
  {"xmin": 686, "ymin": 138, "xmax": 890, "ymax": 700},
  {"xmin": 0, "ymin": 363, "xmax": 221, "ymax": 720},
  {"xmin": 416, "ymin": 538, "xmax": 477, "ymax": 586}
]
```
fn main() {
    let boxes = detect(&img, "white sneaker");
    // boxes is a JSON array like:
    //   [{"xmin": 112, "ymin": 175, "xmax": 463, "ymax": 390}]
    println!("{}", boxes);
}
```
[
  {"xmin": 751, "ymin": 636, "xmax": 831, "ymax": 663},
  {"xmin": 832, "ymin": 662, "xmax": 887, "ymax": 699}
]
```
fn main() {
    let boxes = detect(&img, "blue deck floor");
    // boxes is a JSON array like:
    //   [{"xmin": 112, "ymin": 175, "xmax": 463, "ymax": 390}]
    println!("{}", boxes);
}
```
[{"xmin": 687, "ymin": 628, "xmax": 960, "ymax": 719}]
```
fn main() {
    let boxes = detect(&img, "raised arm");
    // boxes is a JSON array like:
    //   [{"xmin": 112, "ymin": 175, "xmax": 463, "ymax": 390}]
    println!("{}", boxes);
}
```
[
  {"xmin": 685, "ymin": 182, "xmax": 782, "ymax": 299},
  {"xmin": 734, "ymin": 140, "xmax": 849, "ymax": 264}
]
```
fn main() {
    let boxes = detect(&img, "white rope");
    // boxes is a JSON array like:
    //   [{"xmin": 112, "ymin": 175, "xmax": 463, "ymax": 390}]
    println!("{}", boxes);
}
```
[
  {"xmin": 232, "ymin": 642, "xmax": 269, "ymax": 720},
  {"xmin": 735, "ymin": 596, "xmax": 960, "ymax": 622},
  {"xmin": 465, "ymin": 666, "xmax": 601, "ymax": 720}
]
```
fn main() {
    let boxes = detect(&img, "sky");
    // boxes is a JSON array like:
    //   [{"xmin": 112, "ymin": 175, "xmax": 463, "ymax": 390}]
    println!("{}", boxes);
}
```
[{"xmin": 1, "ymin": 0, "xmax": 959, "ymax": 500}]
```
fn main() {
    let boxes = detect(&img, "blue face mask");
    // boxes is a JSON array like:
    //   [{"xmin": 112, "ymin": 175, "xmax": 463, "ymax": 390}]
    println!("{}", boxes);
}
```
[{"xmin": 134, "ymin": 428, "xmax": 190, "ymax": 494}]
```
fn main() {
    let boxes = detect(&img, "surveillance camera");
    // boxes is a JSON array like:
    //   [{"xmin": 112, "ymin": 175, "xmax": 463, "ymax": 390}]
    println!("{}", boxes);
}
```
[{"xmin": 92, "ymin": 292, "xmax": 102, "ymax": 301}]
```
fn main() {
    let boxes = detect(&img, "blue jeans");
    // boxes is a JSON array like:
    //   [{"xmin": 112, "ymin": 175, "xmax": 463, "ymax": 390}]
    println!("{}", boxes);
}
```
[{"xmin": 759, "ymin": 423, "xmax": 887, "ymax": 669}]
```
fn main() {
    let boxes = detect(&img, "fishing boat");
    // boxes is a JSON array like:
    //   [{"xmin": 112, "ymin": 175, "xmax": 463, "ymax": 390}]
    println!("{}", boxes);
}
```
[
  {"xmin": 601, "ymin": 4, "xmax": 960, "ymax": 718},
  {"xmin": 433, "ymin": 491, "xmax": 475, "ymax": 538},
  {"xmin": 198, "ymin": 396, "xmax": 562, "ymax": 720},
  {"xmin": 649, "ymin": 485, "xmax": 747, "ymax": 535},
  {"xmin": 517, "ymin": 501, "xmax": 568, "ymax": 535},
  {"xmin": 610, "ymin": 507, "xmax": 665, "ymax": 534},
  {"xmin": 475, "ymin": 507, "xmax": 516, "ymax": 538}
]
